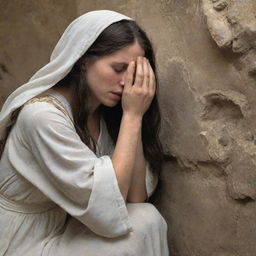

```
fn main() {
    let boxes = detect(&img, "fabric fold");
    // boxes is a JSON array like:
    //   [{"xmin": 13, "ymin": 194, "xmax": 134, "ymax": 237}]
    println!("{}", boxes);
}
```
[{"xmin": 7, "ymin": 101, "xmax": 131, "ymax": 238}]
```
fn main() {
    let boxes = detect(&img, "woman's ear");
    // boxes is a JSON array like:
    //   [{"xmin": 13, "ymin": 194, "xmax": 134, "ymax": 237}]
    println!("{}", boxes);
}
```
[
  {"xmin": 80, "ymin": 58, "xmax": 94, "ymax": 71},
  {"xmin": 80, "ymin": 60, "xmax": 87, "ymax": 72}
]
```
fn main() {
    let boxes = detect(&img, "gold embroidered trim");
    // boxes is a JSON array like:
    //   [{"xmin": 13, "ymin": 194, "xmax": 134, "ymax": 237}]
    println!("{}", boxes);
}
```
[{"xmin": 25, "ymin": 96, "xmax": 73, "ymax": 122}]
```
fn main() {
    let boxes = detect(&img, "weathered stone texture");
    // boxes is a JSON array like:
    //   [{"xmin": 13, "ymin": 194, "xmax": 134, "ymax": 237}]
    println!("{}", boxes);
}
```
[
  {"xmin": 155, "ymin": 0, "xmax": 256, "ymax": 255},
  {"xmin": 0, "ymin": 0, "xmax": 77, "ymax": 105},
  {"xmin": 1, "ymin": 0, "xmax": 256, "ymax": 255}
]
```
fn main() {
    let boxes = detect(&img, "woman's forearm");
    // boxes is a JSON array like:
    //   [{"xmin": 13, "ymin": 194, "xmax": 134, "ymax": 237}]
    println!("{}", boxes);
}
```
[
  {"xmin": 111, "ymin": 113, "xmax": 142, "ymax": 201},
  {"xmin": 112, "ymin": 56, "xmax": 156, "ymax": 201},
  {"xmin": 126, "ymin": 135, "xmax": 147, "ymax": 203}
]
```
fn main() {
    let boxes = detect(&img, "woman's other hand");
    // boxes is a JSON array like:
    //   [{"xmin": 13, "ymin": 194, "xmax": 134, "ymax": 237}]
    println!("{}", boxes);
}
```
[{"xmin": 121, "ymin": 56, "xmax": 156, "ymax": 118}]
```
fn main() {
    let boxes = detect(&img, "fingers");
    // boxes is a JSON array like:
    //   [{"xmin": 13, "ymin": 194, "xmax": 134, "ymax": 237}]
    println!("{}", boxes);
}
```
[
  {"xmin": 142, "ymin": 58, "xmax": 151, "ymax": 90},
  {"xmin": 124, "ymin": 61, "xmax": 135, "ymax": 89},
  {"xmin": 121, "ymin": 57, "xmax": 156, "ymax": 117},
  {"xmin": 142, "ymin": 58, "xmax": 156, "ymax": 94},
  {"xmin": 134, "ymin": 57, "xmax": 144, "ymax": 86},
  {"xmin": 127, "ymin": 57, "xmax": 156, "ymax": 94},
  {"xmin": 147, "ymin": 59, "xmax": 156, "ymax": 93}
]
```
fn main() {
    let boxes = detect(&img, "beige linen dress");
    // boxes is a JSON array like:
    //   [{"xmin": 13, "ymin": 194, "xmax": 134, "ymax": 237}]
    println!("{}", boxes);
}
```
[{"xmin": 0, "ymin": 90, "xmax": 169, "ymax": 256}]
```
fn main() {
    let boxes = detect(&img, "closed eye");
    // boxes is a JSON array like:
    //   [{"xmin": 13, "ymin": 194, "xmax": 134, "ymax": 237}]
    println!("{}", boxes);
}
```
[
  {"xmin": 113, "ymin": 68, "xmax": 124, "ymax": 74},
  {"xmin": 112, "ymin": 63, "xmax": 128, "ymax": 74},
  {"xmin": 113, "ymin": 67, "xmax": 126, "ymax": 73}
]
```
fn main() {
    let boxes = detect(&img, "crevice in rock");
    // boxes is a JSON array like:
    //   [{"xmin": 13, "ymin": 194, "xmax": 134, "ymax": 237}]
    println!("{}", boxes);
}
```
[
  {"xmin": 0, "ymin": 63, "xmax": 10, "ymax": 74},
  {"xmin": 203, "ymin": 98, "xmax": 243, "ymax": 120},
  {"xmin": 201, "ymin": 90, "xmax": 248, "ymax": 120},
  {"xmin": 234, "ymin": 196, "xmax": 255, "ymax": 205},
  {"xmin": 163, "ymin": 153, "xmax": 178, "ymax": 162}
]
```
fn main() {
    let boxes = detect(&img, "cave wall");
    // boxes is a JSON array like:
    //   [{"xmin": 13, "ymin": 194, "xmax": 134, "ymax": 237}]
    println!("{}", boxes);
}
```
[
  {"xmin": 1, "ymin": 1, "xmax": 256, "ymax": 255},
  {"xmin": 154, "ymin": 1, "xmax": 256, "ymax": 255}
]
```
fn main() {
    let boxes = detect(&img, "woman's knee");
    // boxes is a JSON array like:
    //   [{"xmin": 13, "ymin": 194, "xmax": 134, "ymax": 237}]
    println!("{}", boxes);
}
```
[{"xmin": 127, "ymin": 203, "xmax": 167, "ymax": 232}]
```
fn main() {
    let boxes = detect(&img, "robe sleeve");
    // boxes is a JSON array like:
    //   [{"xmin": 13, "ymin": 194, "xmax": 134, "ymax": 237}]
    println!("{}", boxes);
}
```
[{"xmin": 12, "ymin": 102, "xmax": 132, "ymax": 238}]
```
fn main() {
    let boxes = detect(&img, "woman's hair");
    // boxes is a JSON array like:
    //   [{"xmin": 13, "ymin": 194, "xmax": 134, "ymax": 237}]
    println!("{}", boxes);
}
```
[
  {"xmin": 55, "ymin": 20, "xmax": 164, "ymax": 173},
  {"xmin": 0, "ymin": 20, "xmax": 164, "ymax": 174}
]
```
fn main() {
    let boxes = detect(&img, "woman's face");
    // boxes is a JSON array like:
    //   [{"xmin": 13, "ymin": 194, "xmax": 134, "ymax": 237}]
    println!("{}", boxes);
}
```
[{"xmin": 83, "ymin": 41, "xmax": 145, "ymax": 111}]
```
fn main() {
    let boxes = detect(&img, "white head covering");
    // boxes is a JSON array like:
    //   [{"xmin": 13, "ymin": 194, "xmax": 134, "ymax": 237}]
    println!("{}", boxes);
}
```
[{"xmin": 0, "ymin": 10, "xmax": 132, "ymax": 139}]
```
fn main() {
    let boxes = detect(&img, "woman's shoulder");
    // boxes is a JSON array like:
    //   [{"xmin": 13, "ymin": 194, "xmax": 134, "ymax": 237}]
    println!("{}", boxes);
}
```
[{"xmin": 18, "ymin": 96, "xmax": 72, "ymax": 129}]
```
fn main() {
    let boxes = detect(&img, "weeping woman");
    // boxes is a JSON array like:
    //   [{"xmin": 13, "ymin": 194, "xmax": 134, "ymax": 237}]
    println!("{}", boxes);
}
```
[{"xmin": 0, "ymin": 10, "xmax": 169, "ymax": 256}]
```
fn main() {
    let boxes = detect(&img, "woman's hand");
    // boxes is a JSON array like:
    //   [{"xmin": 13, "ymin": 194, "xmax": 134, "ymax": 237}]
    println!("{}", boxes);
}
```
[{"xmin": 121, "ymin": 56, "xmax": 156, "ymax": 118}]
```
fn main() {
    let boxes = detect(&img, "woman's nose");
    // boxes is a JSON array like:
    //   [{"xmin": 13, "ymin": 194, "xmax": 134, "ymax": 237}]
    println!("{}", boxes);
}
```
[{"xmin": 120, "ymin": 74, "xmax": 125, "ymax": 87}]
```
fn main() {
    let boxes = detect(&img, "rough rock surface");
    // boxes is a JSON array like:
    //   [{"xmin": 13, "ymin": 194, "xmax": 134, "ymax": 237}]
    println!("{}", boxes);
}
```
[
  {"xmin": 1, "ymin": 0, "xmax": 256, "ymax": 255},
  {"xmin": 154, "ymin": 0, "xmax": 256, "ymax": 255}
]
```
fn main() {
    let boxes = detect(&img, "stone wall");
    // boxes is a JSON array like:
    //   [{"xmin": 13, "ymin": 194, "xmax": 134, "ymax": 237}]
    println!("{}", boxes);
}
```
[
  {"xmin": 154, "ymin": 0, "xmax": 256, "ymax": 255},
  {"xmin": 1, "ymin": 1, "xmax": 256, "ymax": 255}
]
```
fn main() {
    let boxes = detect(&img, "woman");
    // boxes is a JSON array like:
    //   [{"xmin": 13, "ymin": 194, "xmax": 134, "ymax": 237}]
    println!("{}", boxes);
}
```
[{"xmin": 0, "ymin": 10, "xmax": 169, "ymax": 256}]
